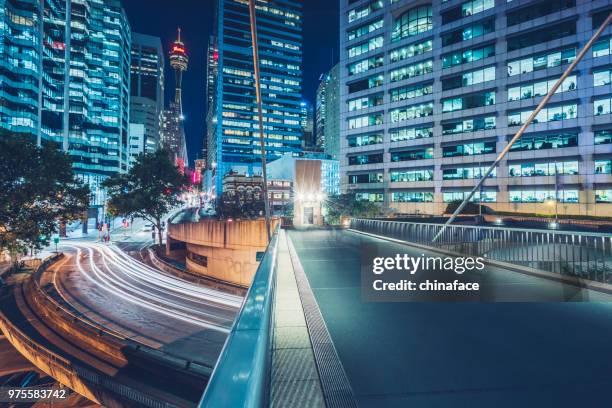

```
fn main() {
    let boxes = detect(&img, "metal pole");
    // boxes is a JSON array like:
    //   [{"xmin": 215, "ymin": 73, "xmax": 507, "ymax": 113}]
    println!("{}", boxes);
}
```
[
  {"xmin": 433, "ymin": 12, "xmax": 612, "ymax": 243},
  {"xmin": 248, "ymin": 0, "xmax": 271, "ymax": 242}
]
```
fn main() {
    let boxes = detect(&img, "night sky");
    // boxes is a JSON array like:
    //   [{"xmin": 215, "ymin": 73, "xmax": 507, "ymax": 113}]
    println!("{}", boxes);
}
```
[{"xmin": 122, "ymin": 0, "xmax": 339, "ymax": 165}]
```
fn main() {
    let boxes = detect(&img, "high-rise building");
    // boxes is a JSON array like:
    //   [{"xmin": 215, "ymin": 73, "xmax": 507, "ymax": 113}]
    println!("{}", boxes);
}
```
[
  {"xmin": 130, "ymin": 33, "xmax": 165, "ymax": 155},
  {"xmin": 300, "ymin": 100, "xmax": 314, "ymax": 148},
  {"xmin": 162, "ymin": 28, "xmax": 189, "ymax": 172},
  {"xmin": 1, "ymin": 0, "xmax": 131, "ymax": 207},
  {"xmin": 339, "ymin": 0, "xmax": 612, "ymax": 217},
  {"xmin": 205, "ymin": 0, "xmax": 303, "ymax": 197},
  {"xmin": 315, "ymin": 63, "xmax": 340, "ymax": 158}
]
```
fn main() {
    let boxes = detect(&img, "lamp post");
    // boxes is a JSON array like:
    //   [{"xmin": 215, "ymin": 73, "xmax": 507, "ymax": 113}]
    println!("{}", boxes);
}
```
[{"xmin": 248, "ymin": 0, "xmax": 271, "ymax": 242}]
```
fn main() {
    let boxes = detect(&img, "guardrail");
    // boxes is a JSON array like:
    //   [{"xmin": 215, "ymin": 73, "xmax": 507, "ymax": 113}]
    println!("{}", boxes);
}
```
[
  {"xmin": 351, "ymin": 219, "xmax": 612, "ymax": 283},
  {"xmin": 198, "ymin": 225, "xmax": 280, "ymax": 408}
]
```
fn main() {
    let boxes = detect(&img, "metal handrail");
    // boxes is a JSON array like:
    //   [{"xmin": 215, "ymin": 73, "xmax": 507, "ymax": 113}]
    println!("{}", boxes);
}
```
[
  {"xmin": 354, "ymin": 218, "xmax": 612, "ymax": 238},
  {"xmin": 350, "ymin": 219, "xmax": 612, "ymax": 283},
  {"xmin": 198, "ymin": 224, "xmax": 280, "ymax": 408}
]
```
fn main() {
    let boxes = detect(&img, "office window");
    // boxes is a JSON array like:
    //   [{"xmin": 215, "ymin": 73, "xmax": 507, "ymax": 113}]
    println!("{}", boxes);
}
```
[
  {"xmin": 509, "ymin": 189, "xmax": 579, "ymax": 203},
  {"xmin": 594, "ymin": 129, "xmax": 612, "ymax": 145},
  {"xmin": 348, "ymin": 153, "xmax": 383, "ymax": 165},
  {"xmin": 594, "ymin": 97, "xmax": 612, "ymax": 116},
  {"xmin": 390, "ymin": 168, "xmax": 433, "ymax": 182},
  {"xmin": 507, "ymin": 75, "xmax": 576, "ymax": 101},
  {"xmin": 594, "ymin": 69, "xmax": 612, "ymax": 87},
  {"xmin": 390, "ymin": 102, "xmax": 433, "ymax": 123},
  {"xmin": 348, "ymin": 36, "xmax": 383, "ymax": 58},
  {"xmin": 347, "ymin": 74, "xmax": 383, "ymax": 93},
  {"xmin": 510, "ymin": 132, "xmax": 578, "ymax": 151},
  {"xmin": 348, "ymin": 113, "xmax": 383, "ymax": 129},
  {"xmin": 441, "ymin": 18, "xmax": 494, "ymax": 46},
  {"xmin": 389, "ymin": 125, "xmax": 433, "ymax": 142},
  {"xmin": 443, "ymin": 191, "xmax": 497, "ymax": 203},
  {"xmin": 390, "ymin": 60, "xmax": 433, "ymax": 82},
  {"xmin": 507, "ymin": 0, "xmax": 575, "ymax": 27},
  {"xmin": 347, "ymin": 18, "xmax": 383, "ymax": 40},
  {"xmin": 508, "ymin": 161, "xmax": 579, "ymax": 177},
  {"xmin": 391, "ymin": 148, "xmax": 434, "ymax": 162},
  {"xmin": 442, "ymin": 66, "xmax": 495, "ymax": 91},
  {"xmin": 508, "ymin": 104, "xmax": 577, "ymax": 126},
  {"xmin": 595, "ymin": 189, "xmax": 612, "ymax": 203},
  {"xmin": 442, "ymin": 166, "xmax": 496, "ymax": 180},
  {"xmin": 348, "ymin": 1, "xmax": 383, "ymax": 23},
  {"xmin": 442, "ymin": 116, "xmax": 496, "ymax": 135},
  {"xmin": 355, "ymin": 192, "xmax": 384, "ymax": 202},
  {"xmin": 442, "ymin": 43, "xmax": 495, "ymax": 69},
  {"xmin": 389, "ymin": 39, "xmax": 433, "ymax": 63},
  {"xmin": 595, "ymin": 160, "xmax": 612, "ymax": 174},
  {"xmin": 442, "ymin": 140, "xmax": 496, "ymax": 157},
  {"xmin": 442, "ymin": 91, "xmax": 495, "ymax": 112},
  {"xmin": 348, "ymin": 55, "xmax": 384, "ymax": 76},
  {"xmin": 348, "ymin": 133, "xmax": 383, "ymax": 147},
  {"xmin": 349, "ymin": 172, "xmax": 384, "ymax": 184},
  {"xmin": 391, "ymin": 5, "xmax": 433, "ymax": 42},
  {"xmin": 348, "ymin": 94, "xmax": 383, "ymax": 111},
  {"xmin": 593, "ymin": 37, "xmax": 612, "ymax": 58},
  {"xmin": 507, "ymin": 47, "xmax": 576, "ymax": 76},
  {"xmin": 391, "ymin": 191, "xmax": 434, "ymax": 202},
  {"xmin": 442, "ymin": 0, "xmax": 494, "ymax": 25},
  {"xmin": 390, "ymin": 82, "xmax": 433, "ymax": 102},
  {"xmin": 507, "ymin": 20, "xmax": 576, "ymax": 52}
]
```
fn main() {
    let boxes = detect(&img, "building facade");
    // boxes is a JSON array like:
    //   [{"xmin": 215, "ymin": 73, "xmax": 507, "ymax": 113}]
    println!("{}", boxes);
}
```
[
  {"xmin": 205, "ymin": 0, "xmax": 304, "ymax": 197},
  {"xmin": 339, "ymin": 0, "xmax": 612, "ymax": 217},
  {"xmin": 267, "ymin": 153, "xmax": 341, "ymax": 225},
  {"xmin": 300, "ymin": 100, "xmax": 314, "ymax": 148},
  {"xmin": 316, "ymin": 63, "xmax": 341, "ymax": 158},
  {"xmin": 130, "ymin": 32, "xmax": 164, "ymax": 155},
  {"xmin": 0, "ymin": 0, "xmax": 131, "ymax": 207}
]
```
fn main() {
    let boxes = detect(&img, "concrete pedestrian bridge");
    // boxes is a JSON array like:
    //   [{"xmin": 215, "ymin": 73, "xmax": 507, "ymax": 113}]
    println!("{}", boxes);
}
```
[{"xmin": 2, "ymin": 215, "xmax": 612, "ymax": 407}]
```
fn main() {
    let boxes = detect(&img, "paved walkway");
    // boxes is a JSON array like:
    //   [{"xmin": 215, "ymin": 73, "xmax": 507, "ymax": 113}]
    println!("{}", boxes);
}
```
[
  {"xmin": 271, "ymin": 229, "xmax": 325, "ymax": 408},
  {"xmin": 288, "ymin": 228, "xmax": 612, "ymax": 408}
]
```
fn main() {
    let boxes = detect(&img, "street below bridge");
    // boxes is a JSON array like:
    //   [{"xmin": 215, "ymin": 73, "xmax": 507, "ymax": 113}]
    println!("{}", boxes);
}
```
[
  {"xmin": 45, "ymin": 226, "xmax": 241, "ymax": 365},
  {"xmin": 288, "ymin": 228, "xmax": 612, "ymax": 408}
]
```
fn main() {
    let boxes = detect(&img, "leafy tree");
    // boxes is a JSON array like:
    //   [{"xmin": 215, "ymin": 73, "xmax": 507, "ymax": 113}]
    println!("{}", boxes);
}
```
[
  {"xmin": 103, "ymin": 149, "xmax": 189, "ymax": 246},
  {"xmin": 0, "ymin": 136, "xmax": 90, "ymax": 264},
  {"xmin": 324, "ymin": 193, "xmax": 381, "ymax": 225}
]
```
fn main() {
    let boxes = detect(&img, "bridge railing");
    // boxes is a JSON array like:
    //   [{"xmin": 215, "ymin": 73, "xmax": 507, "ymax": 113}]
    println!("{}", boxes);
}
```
[
  {"xmin": 351, "ymin": 219, "xmax": 612, "ymax": 284},
  {"xmin": 198, "ymin": 225, "xmax": 280, "ymax": 408}
]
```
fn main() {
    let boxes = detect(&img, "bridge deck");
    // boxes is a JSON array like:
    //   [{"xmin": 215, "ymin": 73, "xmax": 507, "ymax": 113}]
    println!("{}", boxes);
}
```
[{"xmin": 287, "ymin": 228, "xmax": 612, "ymax": 408}]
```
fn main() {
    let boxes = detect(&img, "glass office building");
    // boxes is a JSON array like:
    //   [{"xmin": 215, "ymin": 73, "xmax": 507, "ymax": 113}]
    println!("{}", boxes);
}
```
[
  {"xmin": 316, "ymin": 63, "xmax": 341, "ymax": 159},
  {"xmin": 0, "ymin": 0, "xmax": 131, "ymax": 207},
  {"xmin": 340, "ymin": 0, "xmax": 612, "ymax": 217},
  {"xmin": 130, "ymin": 32, "xmax": 164, "ymax": 155},
  {"xmin": 205, "ymin": 0, "xmax": 303, "ymax": 196}
]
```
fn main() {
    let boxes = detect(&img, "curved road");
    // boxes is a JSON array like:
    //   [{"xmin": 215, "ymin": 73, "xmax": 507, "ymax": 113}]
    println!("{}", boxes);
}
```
[{"xmin": 44, "ymin": 232, "xmax": 241, "ymax": 366}]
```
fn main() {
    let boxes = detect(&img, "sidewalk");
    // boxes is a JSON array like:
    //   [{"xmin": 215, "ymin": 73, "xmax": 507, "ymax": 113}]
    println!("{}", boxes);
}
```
[{"xmin": 271, "ymin": 229, "xmax": 325, "ymax": 408}]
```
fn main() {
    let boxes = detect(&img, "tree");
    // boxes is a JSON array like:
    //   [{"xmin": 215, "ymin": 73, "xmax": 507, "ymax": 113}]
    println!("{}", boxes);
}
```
[
  {"xmin": 324, "ymin": 193, "xmax": 381, "ymax": 225},
  {"xmin": 0, "ymin": 135, "xmax": 90, "ymax": 264},
  {"xmin": 103, "ymin": 149, "xmax": 189, "ymax": 246}
]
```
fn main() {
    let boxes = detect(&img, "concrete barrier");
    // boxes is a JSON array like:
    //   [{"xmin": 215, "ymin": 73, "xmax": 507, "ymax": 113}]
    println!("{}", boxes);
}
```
[{"xmin": 167, "ymin": 218, "xmax": 280, "ymax": 286}]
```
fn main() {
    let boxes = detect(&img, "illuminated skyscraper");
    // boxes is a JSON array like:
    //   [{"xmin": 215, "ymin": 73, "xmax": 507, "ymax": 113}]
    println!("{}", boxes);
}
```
[
  {"xmin": 162, "ymin": 28, "xmax": 189, "ymax": 171},
  {"xmin": 130, "ymin": 33, "xmax": 165, "ymax": 155},
  {"xmin": 0, "ymin": 0, "xmax": 131, "ymax": 207},
  {"xmin": 205, "ymin": 0, "xmax": 303, "ymax": 196},
  {"xmin": 340, "ymin": 0, "xmax": 612, "ymax": 217}
]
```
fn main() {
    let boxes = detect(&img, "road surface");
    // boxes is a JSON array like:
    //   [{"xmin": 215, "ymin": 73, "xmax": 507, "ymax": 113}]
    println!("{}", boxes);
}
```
[
  {"xmin": 44, "ymin": 226, "xmax": 241, "ymax": 366},
  {"xmin": 288, "ymin": 228, "xmax": 612, "ymax": 408}
]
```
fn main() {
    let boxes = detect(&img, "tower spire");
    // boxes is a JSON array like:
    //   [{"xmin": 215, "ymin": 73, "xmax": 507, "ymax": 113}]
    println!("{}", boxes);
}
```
[{"xmin": 177, "ymin": 27, "xmax": 181, "ymax": 43}]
